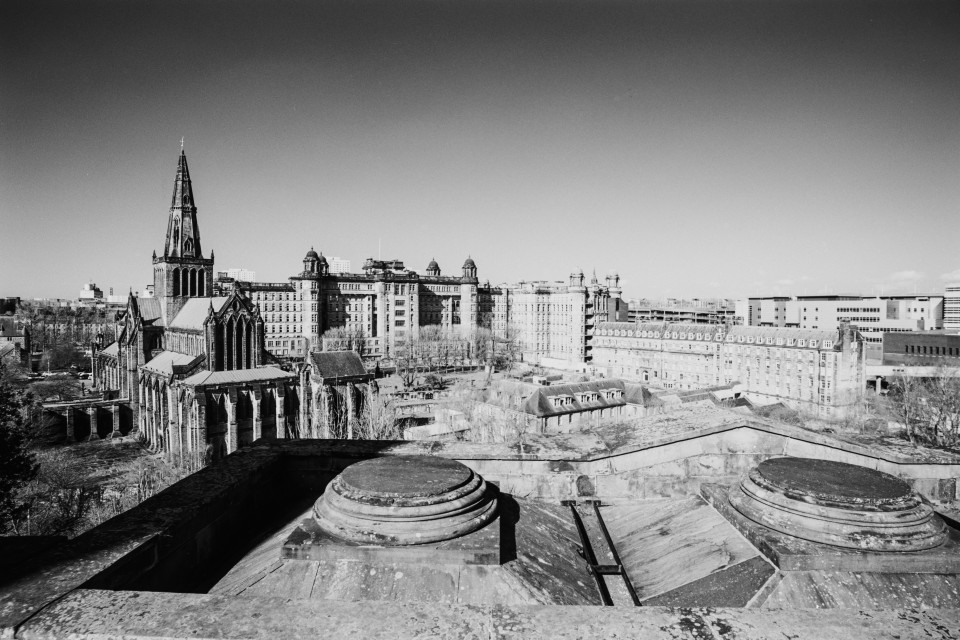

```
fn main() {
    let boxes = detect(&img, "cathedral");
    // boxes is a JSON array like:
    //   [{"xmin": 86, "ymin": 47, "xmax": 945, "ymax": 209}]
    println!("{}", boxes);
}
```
[{"xmin": 95, "ymin": 151, "xmax": 299, "ymax": 462}]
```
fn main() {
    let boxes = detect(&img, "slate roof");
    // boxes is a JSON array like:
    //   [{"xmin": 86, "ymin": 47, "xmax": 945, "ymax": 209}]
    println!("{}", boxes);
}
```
[
  {"xmin": 725, "ymin": 325, "xmax": 838, "ymax": 344},
  {"xmin": 169, "ymin": 297, "xmax": 228, "ymax": 331},
  {"xmin": 142, "ymin": 351, "xmax": 204, "ymax": 377},
  {"xmin": 309, "ymin": 351, "xmax": 370, "ymax": 381},
  {"xmin": 0, "ymin": 320, "xmax": 23, "ymax": 338},
  {"xmin": 100, "ymin": 342, "xmax": 120, "ymax": 357},
  {"xmin": 0, "ymin": 343, "xmax": 16, "ymax": 360},
  {"xmin": 486, "ymin": 379, "xmax": 631, "ymax": 417},
  {"xmin": 180, "ymin": 366, "xmax": 294, "ymax": 387},
  {"xmin": 623, "ymin": 383, "xmax": 661, "ymax": 407},
  {"xmin": 138, "ymin": 298, "xmax": 163, "ymax": 324},
  {"xmin": 597, "ymin": 321, "xmax": 845, "ymax": 349}
]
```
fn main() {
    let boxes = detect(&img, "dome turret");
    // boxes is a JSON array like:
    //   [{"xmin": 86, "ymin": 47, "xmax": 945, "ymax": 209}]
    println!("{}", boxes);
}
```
[{"xmin": 462, "ymin": 256, "xmax": 478, "ymax": 281}]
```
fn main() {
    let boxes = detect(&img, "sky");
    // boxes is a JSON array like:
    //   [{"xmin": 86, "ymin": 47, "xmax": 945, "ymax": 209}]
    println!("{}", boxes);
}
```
[{"xmin": 2, "ymin": 0, "xmax": 958, "ymax": 301}]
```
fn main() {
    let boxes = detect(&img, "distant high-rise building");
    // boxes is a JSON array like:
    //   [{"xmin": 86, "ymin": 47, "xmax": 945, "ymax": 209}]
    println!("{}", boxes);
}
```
[
  {"xmin": 945, "ymin": 284, "xmax": 960, "ymax": 331},
  {"xmin": 79, "ymin": 282, "xmax": 103, "ymax": 300},
  {"xmin": 223, "ymin": 268, "xmax": 257, "ymax": 282},
  {"xmin": 326, "ymin": 257, "xmax": 351, "ymax": 274}
]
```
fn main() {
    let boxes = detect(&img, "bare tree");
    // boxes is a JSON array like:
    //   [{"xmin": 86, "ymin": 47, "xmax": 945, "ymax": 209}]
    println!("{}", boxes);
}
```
[
  {"xmin": 889, "ymin": 366, "xmax": 960, "ymax": 447},
  {"xmin": 353, "ymin": 386, "xmax": 400, "ymax": 440},
  {"xmin": 320, "ymin": 326, "xmax": 369, "ymax": 356}
]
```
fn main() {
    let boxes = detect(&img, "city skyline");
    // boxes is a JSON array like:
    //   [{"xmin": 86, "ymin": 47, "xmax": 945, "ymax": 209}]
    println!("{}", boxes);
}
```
[{"xmin": 2, "ymin": 0, "xmax": 958, "ymax": 300}]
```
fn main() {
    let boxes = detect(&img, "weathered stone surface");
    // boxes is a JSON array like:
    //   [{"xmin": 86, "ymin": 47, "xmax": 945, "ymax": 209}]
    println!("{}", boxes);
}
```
[
  {"xmin": 729, "ymin": 458, "xmax": 947, "ymax": 552},
  {"xmin": 4, "ymin": 426, "xmax": 960, "ymax": 638},
  {"xmin": 215, "ymin": 495, "xmax": 598, "ymax": 606},
  {"xmin": 643, "ymin": 556, "xmax": 775, "ymax": 608},
  {"xmin": 313, "ymin": 456, "xmax": 498, "ymax": 546},
  {"xmin": 16, "ymin": 589, "xmax": 960, "ymax": 639},
  {"xmin": 700, "ymin": 607, "xmax": 960, "ymax": 639},
  {"xmin": 285, "ymin": 511, "xmax": 502, "ymax": 565},
  {"xmin": 338, "ymin": 455, "xmax": 473, "ymax": 500},
  {"xmin": 601, "ymin": 498, "xmax": 772, "ymax": 606},
  {"xmin": 703, "ymin": 483, "xmax": 960, "ymax": 573},
  {"xmin": 762, "ymin": 570, "xmax": 960, "ymax": 610}
]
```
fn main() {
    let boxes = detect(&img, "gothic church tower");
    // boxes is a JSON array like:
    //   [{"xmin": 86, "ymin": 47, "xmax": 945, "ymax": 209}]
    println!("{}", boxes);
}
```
[{"xmin": 153, "ymin": 150, "xmax": 215, "ymax": 325}]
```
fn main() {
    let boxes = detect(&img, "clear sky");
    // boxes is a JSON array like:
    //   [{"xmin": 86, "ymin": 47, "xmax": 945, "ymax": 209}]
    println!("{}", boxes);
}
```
[{"xmin": 2, "ymin": 0, "xmax": 958, "ymax": 301}]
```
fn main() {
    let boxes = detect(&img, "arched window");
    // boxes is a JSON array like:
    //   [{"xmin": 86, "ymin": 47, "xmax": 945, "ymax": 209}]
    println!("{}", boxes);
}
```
[
  {"xmin": 198, "ymin": 272, "xmax": 205, "ymax": 296},
  {"xmin": 215, "ymin": 324, "xmax": 224, "ymax": 371},
  {"xmin": 225, "ymin": 319, "xmax": 234, "ymax": 371},
  {"xmin": 245, "ymin": 319, "xmax": 253, "ymax": 369},
  {"xmin": 173, "ymin": 268, "xmax": 181, "ymax": 296},
  {"xmin": 190, "ymin": 269, "xmax": 197, "ymax": 296},
  {"xmin": 181, "ymin": 269, "xmax": 189, "ymax": 298},
  {"xmin": 234, "ymin": 317, "xmax": 244, "ymax": 371}
]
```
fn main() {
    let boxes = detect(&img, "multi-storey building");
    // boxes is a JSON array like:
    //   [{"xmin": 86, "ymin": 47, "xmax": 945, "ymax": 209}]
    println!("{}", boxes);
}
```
[
  {"xmin": 593, "ymin": 321, "xmax": 865, "ymax": 417},
  {"xmin": 236, "ymin": 256, "xmax": 624, "ymax": 368},
  {"xmin": 881, "ymin": 331, "xmax": 960, "ymax": 367},
  {"xmin": 79, "ymin": 282, "xmax": 104, "ymax": 301},
  {"xmin": 236, "ymin": 255, "xmax": 489, "ymax": 362},
  {"xmin": 504, "ymin": 271, "xmax": 622, "ymax": 368},
  {"xmin": 218, "ymin": 268, "xmax": 256, "ymax": 282},
  {"xmin": 734, "ymin": 298, "xmax": 792, "ymax": 327},
  {"xmin": 738, "ymin": 295, "xmax": 943, "ymax": 362},
  {"xmin": 630, "ymin": 303, "xmax": 736, "ymax": 325},
  {"xmin": 326, "ymin": 256, "xmax": 351, "ymax": 274},
  {"xmin": 945, "ymin": 284, "xmax": 960, "ymax": 332}
]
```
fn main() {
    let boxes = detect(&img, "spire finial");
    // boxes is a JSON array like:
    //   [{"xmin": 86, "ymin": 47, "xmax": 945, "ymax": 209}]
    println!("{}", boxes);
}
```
[{"xmin": 180, "ymin": 137, "xmax": 184, "ymax": 151}]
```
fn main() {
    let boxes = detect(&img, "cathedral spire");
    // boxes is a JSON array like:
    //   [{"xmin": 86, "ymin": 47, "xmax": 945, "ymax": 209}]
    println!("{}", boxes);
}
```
[{"xmin": 164, "ymin": 150, "xmax": 203, "ymax": 259}]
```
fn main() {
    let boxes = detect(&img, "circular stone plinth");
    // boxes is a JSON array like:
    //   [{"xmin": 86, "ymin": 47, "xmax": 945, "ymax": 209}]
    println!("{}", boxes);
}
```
[
  {"xmin": 314, "ymin": 456, "xmax": 497, "ymax": 546},
  {"xmin": 729, "ymin": 457, "xmax": 947, "ymax": 552},
  {"xmin": 338, "ymin": 455, "xmax": 475, "ymax": 503}
]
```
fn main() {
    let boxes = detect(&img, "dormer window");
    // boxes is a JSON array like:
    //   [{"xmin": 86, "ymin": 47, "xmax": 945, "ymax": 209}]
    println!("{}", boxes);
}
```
[
  {"xmin": 798, "ymin": 339, "xmax": 806, "ymax": 347},
  {"xmin": 823, "ymin": 340, "xmax": 833, "ymax": 349},
  {"xmin": 809, "ymin": 340, "xmax": 818, "ymax": 348},
  {"xmin": 600, "ymin": 388, "xmax": 623, "ymax": 401}
]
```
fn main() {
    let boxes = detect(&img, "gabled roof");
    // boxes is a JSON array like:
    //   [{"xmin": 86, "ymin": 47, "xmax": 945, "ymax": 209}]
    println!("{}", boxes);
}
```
[
  {"xmin": 138, "ymin": 298, "xmax": 163, "ymax": 324},
  {"xmin": 309, "ymin": 351, "xmax": 370, "ymax": 380},
  {"xmin": 100, "ymin": 342, "xmax": 120, "ymax": 357},
  {"xmin": 142, "ymin": 350, "xmax": 204, "ymax": 377},
  {"xmin": 168, "ymin": 297, "xmax": 229, "ymax": 331},
  {"xmin": 180, "ymin": 366, "xmax": 294, "ymax": 387}
]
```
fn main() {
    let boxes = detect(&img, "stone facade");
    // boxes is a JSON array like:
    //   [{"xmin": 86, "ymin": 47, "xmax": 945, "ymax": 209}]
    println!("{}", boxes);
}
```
[
  {"xmin": 593, "ymin": 322, "xmax": 866, "ymax": 417},
  {"xmin": 232, "ymin": 256, "xmax": 488, "ymax": 361},
  {"xmin": 94, "ymin": 151, "xmax": 298, "ymax": 463},
  {"xmin": 500, "ymin": 271, "xmax": 623, "ymax": 368}
]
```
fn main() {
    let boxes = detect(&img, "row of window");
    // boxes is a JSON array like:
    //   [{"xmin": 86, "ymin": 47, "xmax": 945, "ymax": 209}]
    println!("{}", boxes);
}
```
[{"xmin": 904, "ymin": 345, "xmax": 960, "ymax": 356}]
